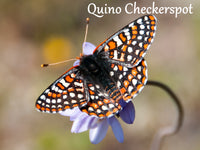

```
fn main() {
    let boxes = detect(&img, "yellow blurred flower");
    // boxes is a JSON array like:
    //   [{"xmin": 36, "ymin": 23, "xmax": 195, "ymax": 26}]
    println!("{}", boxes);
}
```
[{"xmin": 43, "ymin": 36, "xmax": 73, "ymax": 63}]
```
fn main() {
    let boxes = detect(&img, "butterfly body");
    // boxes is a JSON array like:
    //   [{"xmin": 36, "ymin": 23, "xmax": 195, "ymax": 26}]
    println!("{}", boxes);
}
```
[
  {"xmin": 78, "ymin": 54, "xmax": 123, "ymax": 104},
  {"xmin": 36, "ymin": 15, "xmax": 157, "ymax": 118}
]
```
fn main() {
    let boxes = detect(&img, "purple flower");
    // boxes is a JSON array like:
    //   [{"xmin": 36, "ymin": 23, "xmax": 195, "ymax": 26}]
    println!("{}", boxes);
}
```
[{"xmin": 59, "ymin": 42, "xmax": 135, "ymax": 144}]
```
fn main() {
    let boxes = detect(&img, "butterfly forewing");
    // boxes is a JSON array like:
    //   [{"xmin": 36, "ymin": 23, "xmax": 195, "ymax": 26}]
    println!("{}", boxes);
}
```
[
  {"xmin": 94, "ymin": 15, "xmax": 156, "ymax": 67},
  {"xmin": 36, "ymin": 66, "xmax": 88, "ymax": 113}
]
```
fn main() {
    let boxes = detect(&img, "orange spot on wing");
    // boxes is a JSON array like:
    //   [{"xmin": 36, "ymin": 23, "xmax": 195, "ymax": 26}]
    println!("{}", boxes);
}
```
[
  {"xmin": 150, "ymin": 32, "xmax": 154, "ymax": 37},
  {"xmin": 63, "ymin": 91, "xmax": 67, "ymax": 95},
  {"xmin": 68, "ymin": 87, "xmax": 74, "ymax": 92},
  {"xmin": 80, "ymin": 101, "xmax": 86, "ymax": 105},
  {"xmin": 103, "ymin": 99, "xmax": 110, "ymax": 104},
  {"xmin": 131, "ymin": 91, "xmax": 137, "ymax": 97},
  {"xmin": 57, "ymin": 83, "xmax": 65, "ymax": 90},
  {"xmin": 151, "ymin": 21, "xmax": 155, "ymax": 25},
  {"xmin": 89, "ymin": 112, "xmax": 97, "ymax": 116},
  {"xmin": 111, "ymin": 63, "xmax": 115, "ymax": 68},
  {"xmin": 118, "ymin": 65, "xmax": 123, "ymax": 71},
  {"xmin": 112, "ymin": 108, "xmax": 118, "ymax": 113},
  {"xmin": 88, "ymin": 84, "xmax": 93, "ymax": 87},
  {"xmin": 122, "ymin": 45, "xmax": 128, "ymax": 52},
  {"xmin": 144, "ymin": 44, "xmax": 148, "ymax": 49},
  {"xmin": 128, "ymin": 74, "xmax": 134, "ymax": 81},
  {"xmin": 65, "ymin": 75, "xmax": 73, "ymax": 82},
  {"xmin": 148, "ymin": 37, "xmax": 152, "ymax": 43},
  {"xmin": 91, "ymin": 103, "xmax": 99, "ymax": 109},
  {"xmin": 108, "ymin": 41, "xmax": 116, "ymax": 50},
  {"xmin": 72, "ymin": 104, "xmax": 78, "ymax": 107},
  {"xmin": 142, "ymin": 77, "xmax": 146, "ymax": 84},
  {"xmin": 99, "ymin": 114, "xmax": 105, "ymax": 118},
  {"xmin": 82, "ymin": 109, "xmax": 88, "ymax": 114},
  {"xmin": 52, "ymin": 108, "xmax": 56, "ymax": 112},
  {"xmin": 64, "ymin": 105, "xmax": 70, "ymax": 109},
  {"xmin": 139, "ymin": 51, "xmax": 144, "ymax": 57},
  {"xmin": 132, "ymin": 35, "xmax": 136, "ymax": 39},
  {"xmin": 127, "ymin": 40, "xmax": 132, "ymax": 45},
  {"xmin": 132, "ymin": 30, "xmax": 137, "ymax": 35},
  {"xmin": 141, "ymin": 60, "xmax": 146, "ymax": 66},
  {"xmin": 98, "ymin": 101, "xmax": 104, "ymax": 106},
  {"xmin": 132, "ymin": 25, "xmax": 137, "ymax": 30},
  {"xmin": 132, "ymin": 68, "xmax": 137, "ymax": 76},
  {"xmin": 89, "ymin": 90, "xmax": 95, "ymax": 95},
  {"xmin": 123, "ymin": 80, "xmax": 129, "ymax": 88},
  {"xmin": 57, "ymin": 94, "xmax": 61, "ymax": 98},
  {"xmin": 58, "ymin": 108, "xmax": 62, "ymax": 111},
  {"xmin": 143, "ymin": 68, "xmax": 146, "ymax": 76},
  {"xmin": 151, "ymin": 26, "xmax": 155, "ymax": 30},
  {"xmin": 120, "ymin": 87, "xmax": 126, "ymax": 94},
  {"xmin": 123, "ymin": 95, "xmax": 131, "ymax": 101},
  {"xmin": 41, "ymin": 107, "xmax": 45, "ymax": 111},
  {"xmin": 149, "ymin": 15, "xmax": 155, "ymax": 21},
  {"xmin": 137, "ymin": 84, "xmax": 143, "ymax": 91},
  {"xmin": 46, "ymin": 108, "xmax": 50, "ymax": 111},
  {"xmin": 36, "ymin": 104, "xmax": 41, "ymax": 109},
  {"xmin": 48, "ymin": 92, "xmax": 52, "ymax": 97},
  {"xmin": 52, "ymin": 93, "xmax": 56, "ymax": 98},
  {"xmin": 106, "ymin": 111, "xmax": 112, "ymax": 117},
  {"xmin": 119, "ymin": 33, "xmax": 126, "ymax": 42}
]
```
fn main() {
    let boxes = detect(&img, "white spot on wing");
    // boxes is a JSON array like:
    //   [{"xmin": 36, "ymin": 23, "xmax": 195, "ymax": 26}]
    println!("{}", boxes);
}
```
[
  {"xmin": 127, "ymin": 55, "xmax": 132, "ymax": 61},
  {"xmin": 140, "ymin": 24, "xmax": 145, "ymax": 29},
  {"xmin": 71, "ymin": 100, "xmax": 77, "ymax": 103},
  {"xmin": 40, "ymin": 95, "xmax": 46, "ymax": 100},
  {"xmin": 113, "ymin": 50, "xmax": 118, "ymax": 59},
  {"xmin": 132, "ymin": 79, "xmax": 137, "ymax": 86},
  {"xmin": 128, "ymin": 47, "xmax": 133, "ymax": 53},
  {"xmin": 110, "ymin": 71, "xmax": 114, "ymax": 76},
  {"xmin": 69, "ymin": 92, "xmax": 75, "ymax": 98},
  {"xmin": 113, "ymin": 36, "xmax": 123, "ymax": 46},
  {"xmin": 63, "ymin": 95, "xmax": 67, "ymax": 99},
  {"xmin": 137, "ymin": 18, "xmax": 142, "ymax": 24}
]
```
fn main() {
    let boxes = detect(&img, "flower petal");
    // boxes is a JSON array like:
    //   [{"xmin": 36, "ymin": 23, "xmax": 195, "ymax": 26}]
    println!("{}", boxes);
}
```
[
  {"xmin": 82, "ymin": 42, "xmax": 96, "ymax": 55},
  {"xmin": 89, "ymin": 119, "xmax": 109, "ymax": 144},
  {"xmin": 71, "ymin": 114, "xmax": 95, "ymax": 133},
  {"xmin": 119, "ymin": 101, "xmax": 135, "ymax": 124},
  {"xmin": 59, "ymin": 107, "xmax": 80, "ymax": 117},
  {"xmin": 73, "ymin": 60, "xmax": 80, "ymax": 66},
  {"xmin": 108, "ymin": 116, "xmax": 124, "ymax": 143}
]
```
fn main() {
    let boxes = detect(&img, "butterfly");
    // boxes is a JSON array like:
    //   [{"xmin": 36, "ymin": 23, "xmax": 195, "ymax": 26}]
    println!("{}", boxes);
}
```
[{"xmin": 36, "ymin": 15, "xmax": 157, "ymax": 118}]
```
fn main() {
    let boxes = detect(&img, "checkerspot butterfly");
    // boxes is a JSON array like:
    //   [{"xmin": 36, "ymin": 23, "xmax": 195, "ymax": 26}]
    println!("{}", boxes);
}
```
[{"xmin": 36, "ymin": 15, "xmax": 157, "ymax": 118}]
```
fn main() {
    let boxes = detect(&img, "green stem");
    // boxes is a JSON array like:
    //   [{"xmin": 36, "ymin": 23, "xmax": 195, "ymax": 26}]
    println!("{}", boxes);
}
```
[{"xmin": 146, "ymin": 80, "xmax": 184, "ymax": 150}]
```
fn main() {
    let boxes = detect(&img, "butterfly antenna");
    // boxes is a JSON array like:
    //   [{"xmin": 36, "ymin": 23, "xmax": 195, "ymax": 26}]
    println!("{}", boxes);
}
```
[
  {"xmin": 82, "ymin": 17, "xmax": 90, "ymax": 54},
  {"xmin": 41, "ymin": 58, "xmax": 77, "ymax": 68}
]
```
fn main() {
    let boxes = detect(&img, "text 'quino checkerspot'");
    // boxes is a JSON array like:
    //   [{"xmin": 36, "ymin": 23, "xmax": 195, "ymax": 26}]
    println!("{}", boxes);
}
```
[{"xmin": 36, "ymin": 15, "xmax": 157, "ymax": 118}]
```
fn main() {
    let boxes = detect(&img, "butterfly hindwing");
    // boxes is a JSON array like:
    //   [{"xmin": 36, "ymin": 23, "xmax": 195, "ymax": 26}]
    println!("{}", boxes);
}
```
[
  {"xmin": 35, "ymin": 66, "xmax": 88, "ymax": 113},
  {"xmin": 80, "ymin": 81, "xmax": 122, "ymax": 118},
  {"xmin": 94, "ymin": 15, "xmax": 156, "ymax": 67},
  {"xmin": 108, "ymin": 59, "xmax": 148, "ymax": 102}
]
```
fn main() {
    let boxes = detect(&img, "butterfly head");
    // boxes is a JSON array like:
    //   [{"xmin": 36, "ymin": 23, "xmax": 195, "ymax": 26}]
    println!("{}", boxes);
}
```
[{"xmin": 79, "ymin": 55, "xmax": 100, "ymax": 75}]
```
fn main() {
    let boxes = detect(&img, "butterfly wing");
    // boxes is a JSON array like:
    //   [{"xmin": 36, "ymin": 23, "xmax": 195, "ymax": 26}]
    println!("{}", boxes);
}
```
[
  {"xmin": 93, "ymin": 15, "xmax": 156, "ymax": 67},
  {"xmin": 80, "ymin": 81, "xmax": 122, "ymax": 118},
  {"xmin": 108, "ymin": 59, "xmax": 148, "ymax": 102},
  {"xmin": 35, "ymin": 66, "xmax": 88, "ymax": 113}
]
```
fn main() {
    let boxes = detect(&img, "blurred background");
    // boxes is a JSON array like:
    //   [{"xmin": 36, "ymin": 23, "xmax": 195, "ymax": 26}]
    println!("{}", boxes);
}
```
[{"xmin": 0, "ymin": 0, "xmax": 199, "ymax": 150}]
